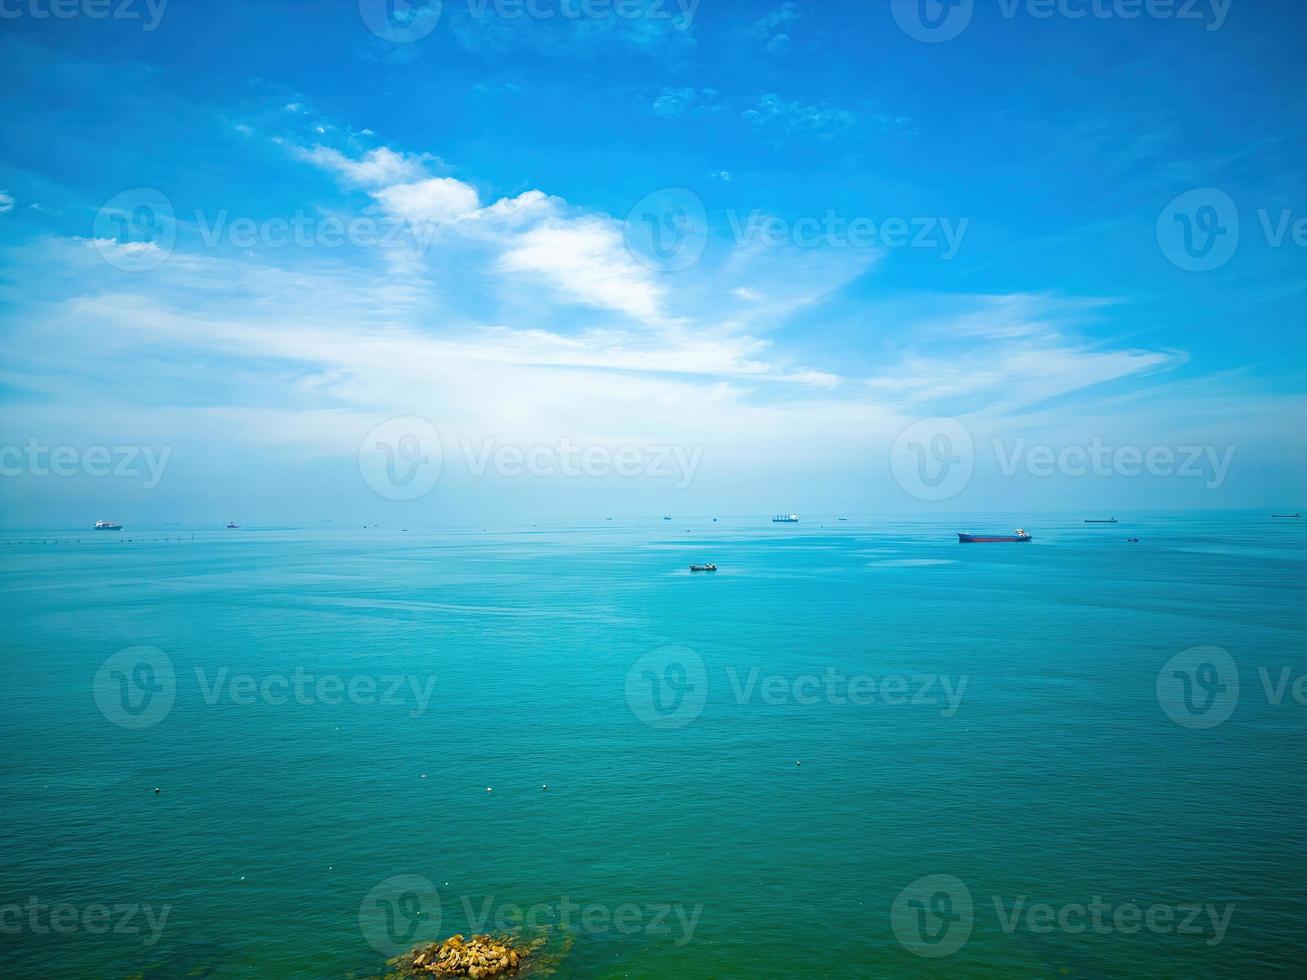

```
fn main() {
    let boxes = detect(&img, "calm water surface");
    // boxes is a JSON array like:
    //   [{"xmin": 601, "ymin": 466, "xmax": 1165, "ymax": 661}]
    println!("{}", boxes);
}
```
[{"xmin": 1, "ymin": 513, "xmax": 1304, "ymax": 977}]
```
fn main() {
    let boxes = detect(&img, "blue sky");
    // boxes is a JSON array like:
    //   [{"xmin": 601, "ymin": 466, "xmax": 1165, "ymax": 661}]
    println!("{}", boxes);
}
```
[{"xmin": 0, "ymin": 0, "xmax": 1303, "ymax": 525}]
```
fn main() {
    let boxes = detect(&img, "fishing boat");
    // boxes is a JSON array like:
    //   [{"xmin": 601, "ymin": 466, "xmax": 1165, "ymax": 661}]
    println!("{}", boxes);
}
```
[
  {"xmin": 93, "ymin": 520, "xmax": 122, "ymax": 530},
  {"xmin": 663, "ymin": 515, "xmax": 672, "ymax": 521},
  {"xmin": 772, "ymin": 513, "xmax": 799, "ymax": 523},
  {"xmin": 957, "ymin": 529, "xmax": 1031, "ymax": 543},
  {"xmin": 225, "ymin": 521, "xmax": 240, "ymax": 529},
  {"xmin": 689, "ymin": 563, "xmax": 717, "ymax": 572},
  {"xmin": 1084, "ymin": 518, "xmax": 1118, "ymax": 524}
]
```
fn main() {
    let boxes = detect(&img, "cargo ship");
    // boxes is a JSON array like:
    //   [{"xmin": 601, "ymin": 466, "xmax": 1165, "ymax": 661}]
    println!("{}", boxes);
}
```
[
  {"xmin": 958, "ymin": 529, "xmax": 1031, "ymax": 543},
  {"xmin": 94, "ymin": 520, "xmax": 122, "ymax": 530},
  {"xmin": 1273, "ymin": 513, "xmax": 1300, "ymax": 518},
  {"xmin": 772, "ymin": 513, "xmax": 799, "ymax": 523},
  {"xmin": 1084, "ymin": 518, "xmax": 1118, "ymax": 524}
]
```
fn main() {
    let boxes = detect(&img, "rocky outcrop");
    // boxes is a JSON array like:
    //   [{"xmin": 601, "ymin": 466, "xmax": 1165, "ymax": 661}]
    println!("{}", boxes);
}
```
[{"xmin": 397, "ymin": 933, "xmax": 538, "ymax": 977}]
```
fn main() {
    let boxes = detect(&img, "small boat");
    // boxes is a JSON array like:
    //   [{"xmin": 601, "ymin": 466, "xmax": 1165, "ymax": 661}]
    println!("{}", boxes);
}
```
[
  {"xmin": 225, "ymin": 521, "xmax": 240, "ymax": 529},
  {"xmin": 957, "ymin": 529, "xmax": 1031, "ymax": 543},
  {"xmin": 1273, "ymin": 513, "xmax": 1300, "ymax": 518},
  {"xmin": 1084, "ymin": 518, "xmax": 1118, "ymax": 524},
  {"xmin": 772, "ymin": 513, "xmax": 799, "ymax": 523},
  {"xmin": 1127, "ymin": 537, "xmax": 1140, "ymax": 543},
  {"xmin": 663, "ymin": 515, "xmax": 672, "ymax": 521},
  {"xmin": 94, "ymin": 520, "xmax": 122, "ymax": 530},
  {"xmin": 838, "ymin": 517, "xmax": 848, "ymax": 521},
  {"xmin": 689, "ymin": 563, "xmax": 717, "ymax": 572}
]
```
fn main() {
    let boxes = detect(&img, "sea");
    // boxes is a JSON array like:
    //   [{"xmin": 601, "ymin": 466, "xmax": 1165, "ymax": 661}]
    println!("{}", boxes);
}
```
[{"xmin": 1, "ymin": 512, "xmax": 1304, "ymax": 978}]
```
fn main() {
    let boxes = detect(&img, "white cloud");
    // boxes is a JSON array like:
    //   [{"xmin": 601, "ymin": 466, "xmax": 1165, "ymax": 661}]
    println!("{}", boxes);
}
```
[
  {"xmin": 291, "ymin": 144, "xmax": 435, "ymax": 189},
  {"xmin": 373, "ymin": 177, "xmax": 482, "ymax": 225},
  {"xmin": 498, "ymin": 216, "xmax": 666, "ymax": 323}
]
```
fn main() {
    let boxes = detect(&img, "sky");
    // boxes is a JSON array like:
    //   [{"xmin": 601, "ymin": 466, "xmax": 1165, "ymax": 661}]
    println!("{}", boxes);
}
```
[{"xmin": 0, "ymin": 0, "xmax": 1303, "ymax": 526}]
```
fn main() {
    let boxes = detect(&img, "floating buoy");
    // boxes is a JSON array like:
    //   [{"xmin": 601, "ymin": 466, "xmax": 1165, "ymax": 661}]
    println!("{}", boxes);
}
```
[
  {"xmin": 541, "ymin": 784, "xmax": 548, "ymax": 791},
  {"xmin": 486, "ymin": 787, "xmax": 493, "ymax": 793},
  {"xmin": 154, "ymin": 787, "xmax": 160, "ymax": 794}
]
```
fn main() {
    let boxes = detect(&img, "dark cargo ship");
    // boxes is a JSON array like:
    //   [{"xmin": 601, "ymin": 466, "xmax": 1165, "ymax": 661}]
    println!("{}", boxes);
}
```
[{"xmin": 958, "ymin": 529, "xmax": 1031, "ymax": 543}]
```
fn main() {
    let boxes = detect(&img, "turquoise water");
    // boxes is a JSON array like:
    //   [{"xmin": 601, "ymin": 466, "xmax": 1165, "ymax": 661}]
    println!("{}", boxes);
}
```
[{"xmin": 1, "ymin": 514, "xmax": 1304, "ymax": 978}]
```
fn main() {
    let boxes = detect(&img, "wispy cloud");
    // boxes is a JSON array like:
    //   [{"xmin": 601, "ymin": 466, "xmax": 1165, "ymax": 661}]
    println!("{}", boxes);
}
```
[{"xmin": 742, "ymin": 93, "xmax": 856, "ymax": 141}]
